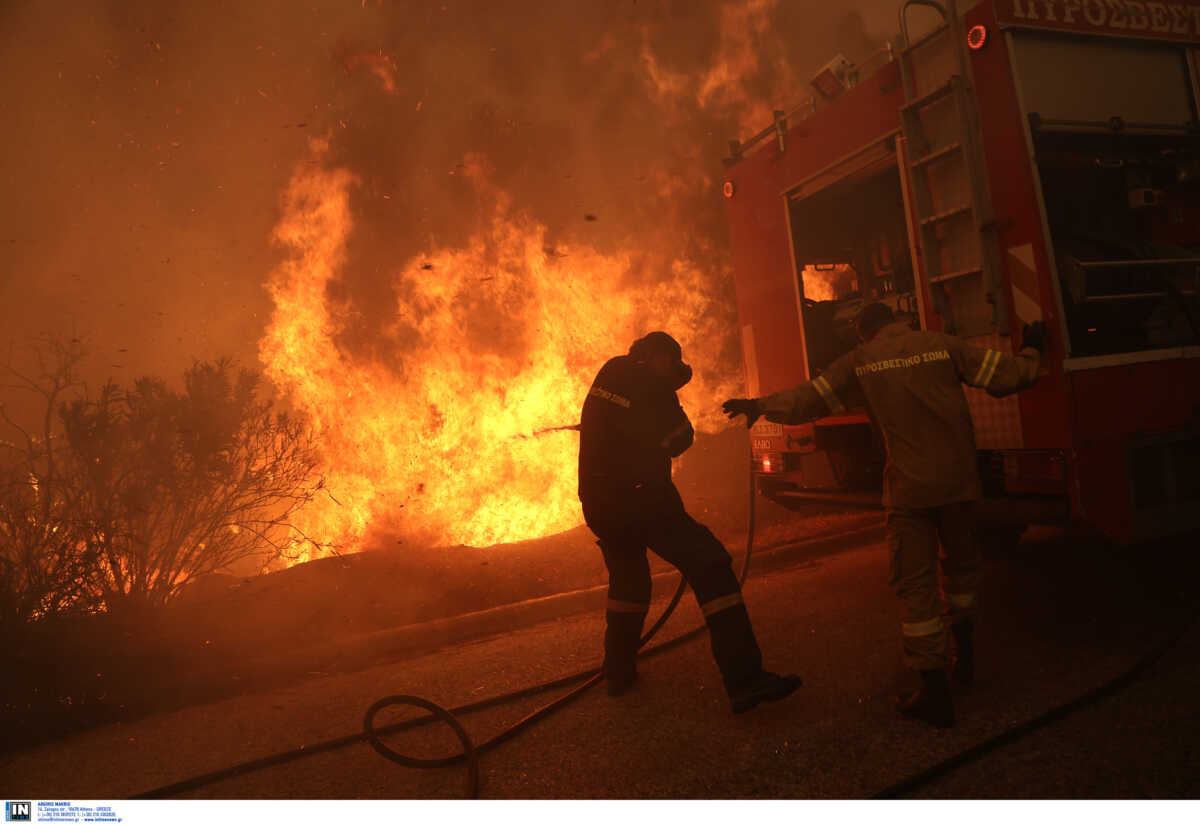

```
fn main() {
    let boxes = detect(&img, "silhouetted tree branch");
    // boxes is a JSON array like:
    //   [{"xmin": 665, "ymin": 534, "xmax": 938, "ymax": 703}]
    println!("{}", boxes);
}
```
[
  {"xmin": 0, "ymin": 337, "xmax": 93, "ymax": 635},
  {"xmin": 1, "ymin": 341, "xmax": 329, "ymax": 630},
  {"xmin": 60, "ymin": 358, "xmax": 328, "ymax": 613}
]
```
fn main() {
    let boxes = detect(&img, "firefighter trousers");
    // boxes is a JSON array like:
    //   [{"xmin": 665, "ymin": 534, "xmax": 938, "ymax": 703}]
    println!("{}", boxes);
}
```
[
  {"xmin": 887, "ymin": 501, "xmax": 982, "ymax": 670},
  {"xmin": 582, "ymin": 483, "xmax": 764, "ymax": 694}
]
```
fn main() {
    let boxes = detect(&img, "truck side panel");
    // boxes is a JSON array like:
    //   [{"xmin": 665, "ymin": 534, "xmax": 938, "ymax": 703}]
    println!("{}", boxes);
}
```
[
  {"xmin": 724, "ymin": 61, "xmax": 907, "ymax": 396},
  {"xmin": 964, "ymin": 1, "xmax": 1072, "ymax": 451},
  {"xmin": 1070, "ymin": 357, "xmax": 1200, "ymax": 542}
]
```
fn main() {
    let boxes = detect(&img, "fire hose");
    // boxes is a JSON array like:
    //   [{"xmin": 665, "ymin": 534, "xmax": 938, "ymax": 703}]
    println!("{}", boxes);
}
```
[
  {"xmin": 133, "ymin": 446, "xmax": 760, "ymax": 800},
  {"xmin": 131, "ymin": 441, "xmax": 1199, "ymax": 799}
]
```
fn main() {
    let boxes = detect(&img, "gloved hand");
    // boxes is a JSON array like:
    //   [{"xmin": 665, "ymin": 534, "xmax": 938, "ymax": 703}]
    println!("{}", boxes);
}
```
[
  {"xmin": 722, "ymin": 398, "xmax": 763, "ymax": 428},
  {"xmin": 1021, "ymin": 320, "xmax": 1049, "ymax": 354}
]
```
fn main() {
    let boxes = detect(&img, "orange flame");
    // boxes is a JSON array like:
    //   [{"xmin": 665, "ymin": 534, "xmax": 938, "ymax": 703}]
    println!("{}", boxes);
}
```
[
  {"xmin": 338, "ymin": 44, "xmax": 399, "ymax": 95},
  {"xmin": 639, "ymin": 0, "xmax": 805, "ymax": 134},
  {"xmin": 260, "ymin": 141, "xmax": 739, "ymax": 562},
  {"xmin": 801, "ymin": 264, "xmax": 858, "ymax": 302}
]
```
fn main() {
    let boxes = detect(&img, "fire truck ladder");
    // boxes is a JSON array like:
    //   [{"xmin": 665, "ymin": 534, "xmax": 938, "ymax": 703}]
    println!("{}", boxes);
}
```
[{"xmin": 897, "ymin": 0, "xmax": 1005, "ymax": 336}]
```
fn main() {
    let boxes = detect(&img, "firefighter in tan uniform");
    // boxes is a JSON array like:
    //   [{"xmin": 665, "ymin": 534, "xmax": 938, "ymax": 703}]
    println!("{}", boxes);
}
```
[{"xmin": 723, "ymin": 304, "xmax": 1046, "ymax": 728}]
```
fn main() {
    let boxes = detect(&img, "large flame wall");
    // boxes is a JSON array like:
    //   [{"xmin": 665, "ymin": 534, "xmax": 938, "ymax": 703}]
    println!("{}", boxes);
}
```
[{"xmin": 261, "ymin": 145, "xmax": 741, "ymax": 558}]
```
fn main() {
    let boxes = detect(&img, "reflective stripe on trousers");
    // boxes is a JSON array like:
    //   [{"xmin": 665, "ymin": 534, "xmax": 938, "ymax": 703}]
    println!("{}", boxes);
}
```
[
  {"xmin": 586, "ymin": 494, "xmax": 763, "ymax": 694},
  {"xmin": 607, "ymin": 597, "xmax": 650, "ymax": 614},
  {"xmin": 699, "ymin": 592, "xmax": 744, "ymax": 617},
  {"xmin": 902, "ymin": 616, "xmax": 942, "ymax": 637},
  {"xmin": 887, "ymin": 502, "xmax": 983, "ymax": 670}
]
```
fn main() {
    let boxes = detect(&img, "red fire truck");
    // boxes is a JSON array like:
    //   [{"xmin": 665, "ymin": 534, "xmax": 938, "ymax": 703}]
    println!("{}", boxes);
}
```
[{"xmin": 722, "ymin": 0, "xmax": 1200, "ymax": 544}]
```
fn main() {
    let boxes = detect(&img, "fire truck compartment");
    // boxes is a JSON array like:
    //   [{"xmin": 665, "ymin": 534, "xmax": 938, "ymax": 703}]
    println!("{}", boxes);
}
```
[
  {"xmin": 788, "ymin": 162, "xmax": 921, "ymax": 376},
  {"xmin": 1034, "ymin": 130, "xmax": 1200, "ymax": 358}
]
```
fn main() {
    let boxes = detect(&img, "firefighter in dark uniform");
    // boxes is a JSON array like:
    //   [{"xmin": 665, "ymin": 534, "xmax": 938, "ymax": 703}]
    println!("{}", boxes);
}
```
[
  {"xmin": 723, "ymin": 305, "xmax": 1047, "ymax": 728},
  {"xmin": 579, "ymin": 331, "xmax": 802, "ymax": 713}
]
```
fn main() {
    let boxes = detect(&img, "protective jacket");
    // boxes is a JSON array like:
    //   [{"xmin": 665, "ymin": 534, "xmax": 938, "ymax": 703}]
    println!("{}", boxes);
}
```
[
  {"xmin": 760, "ymin": 321, "xmax": 1040, "ymax": 509},
  {"xmin": 578, "ymin": 354, "xmax": 694, "ymax": 502}
]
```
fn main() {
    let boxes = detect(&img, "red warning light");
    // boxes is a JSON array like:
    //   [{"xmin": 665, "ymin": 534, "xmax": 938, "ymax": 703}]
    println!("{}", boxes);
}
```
[
  {"xmin": 723, "ymin": 181, "xmax": 735, "ymax": 199},
  {"xmin": 967, "ymin": 25, "xmax": 988, "ymax": 51}
]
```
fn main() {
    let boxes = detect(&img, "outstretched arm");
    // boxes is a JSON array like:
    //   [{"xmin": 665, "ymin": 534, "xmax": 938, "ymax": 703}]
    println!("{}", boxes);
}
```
[
  {"xmin": 724, "ymin": 352, "xmax": 857, "ymax": 427},
  {"xmin": 950, "ymin": 322, "xmax": 1044, "ymax": 398}
]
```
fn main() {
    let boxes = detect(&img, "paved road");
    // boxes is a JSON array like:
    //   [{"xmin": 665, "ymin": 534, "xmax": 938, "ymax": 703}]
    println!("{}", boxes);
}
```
[{"xmin": 3, "ymin": 526, "xmax": 1197, "ymax": 799}]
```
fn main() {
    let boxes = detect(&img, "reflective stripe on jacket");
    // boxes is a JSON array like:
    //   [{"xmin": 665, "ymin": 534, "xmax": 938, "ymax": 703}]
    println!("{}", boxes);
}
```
[{"xmin": 759, "ymin": 322, "xmax": 1040, "ymax": 509}]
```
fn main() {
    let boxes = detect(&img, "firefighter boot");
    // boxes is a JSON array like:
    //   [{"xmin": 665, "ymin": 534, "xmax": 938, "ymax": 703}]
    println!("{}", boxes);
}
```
[
  {"xmin": 704, "ymin": 602, "xmax": 801, "ymax": 713},
  {"xmin": 730, "ymin": 670, "xmax": 804, "ymax": 714},
  {"xmin": 951, "ymin": 620, "xmax": 975, "ymax": 692},
  {"xmin": 896, "ymin": 668, "xmax": 956, "ymax": 729},
  {"xmin": 603, "ymin": 610, "xmax": 644, "ymax": 696}
]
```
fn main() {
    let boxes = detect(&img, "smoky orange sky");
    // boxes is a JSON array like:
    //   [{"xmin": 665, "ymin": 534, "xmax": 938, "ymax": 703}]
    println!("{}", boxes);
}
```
[
  {"xmin": 1, "ymin": 0, "xmax": 945, "ymax": 552},
  {"xmin": 0, "ymin": 0, "xmax": 930, "ymax": 380}
]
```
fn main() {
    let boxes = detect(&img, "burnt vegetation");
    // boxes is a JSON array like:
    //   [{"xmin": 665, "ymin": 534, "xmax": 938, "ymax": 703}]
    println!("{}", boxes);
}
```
[{"xmin": 0, "ymin": 339, "xmax": 325, "ymax": 638}]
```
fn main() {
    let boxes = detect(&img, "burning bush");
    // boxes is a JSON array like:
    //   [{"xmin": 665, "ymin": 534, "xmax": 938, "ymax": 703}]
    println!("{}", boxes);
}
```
[{"xmin": 0, "ymin": 342, "xmax": 325, "ymax": 630}]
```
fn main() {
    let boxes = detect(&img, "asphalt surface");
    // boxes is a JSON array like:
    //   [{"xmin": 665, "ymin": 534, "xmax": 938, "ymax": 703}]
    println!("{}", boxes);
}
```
[{"xmin": 2, "ymin": 525, "xmax": 1197, "ymax": 799}]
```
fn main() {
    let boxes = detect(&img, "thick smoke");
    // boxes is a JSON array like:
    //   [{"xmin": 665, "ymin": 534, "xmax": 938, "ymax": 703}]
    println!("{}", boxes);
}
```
[{"xmin": 2, "ymin": 0, "xmax": 899, "ymax": 382}]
